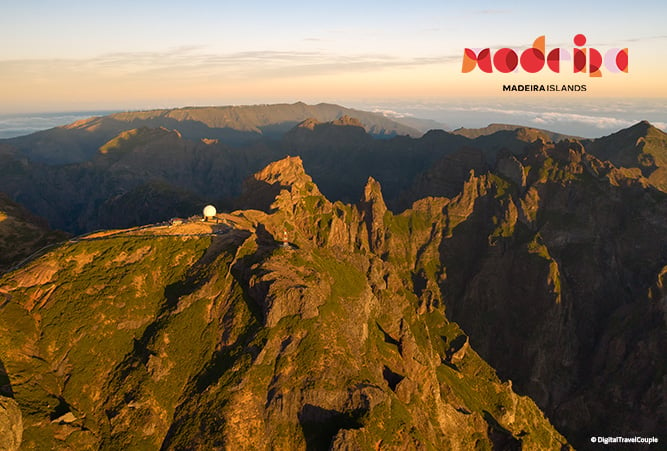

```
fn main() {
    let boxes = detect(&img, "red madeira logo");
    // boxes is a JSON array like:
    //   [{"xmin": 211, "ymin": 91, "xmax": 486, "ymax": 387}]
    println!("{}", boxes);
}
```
[{"xmin": 462, "ymin": 35, "xmax": 629, "ymax": 77}]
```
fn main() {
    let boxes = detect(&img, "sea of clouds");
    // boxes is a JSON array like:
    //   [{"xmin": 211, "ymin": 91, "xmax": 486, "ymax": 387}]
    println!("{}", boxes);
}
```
[
  {"xmin": 0, "ymin": 111, "xmax": 117, "ymax": 139},
  {"xmin": 361, "ymin": 98, "xmax": 666, "ymax": 138},
  {"xmin": 1, "ymin": 101, "xmax": 664, "ymax": 141}
]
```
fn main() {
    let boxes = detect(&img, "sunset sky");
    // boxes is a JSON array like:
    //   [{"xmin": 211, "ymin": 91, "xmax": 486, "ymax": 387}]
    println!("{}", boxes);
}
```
[{"xmin": 1, "ymin": 0, "xmax": 665, "ymax": 135}]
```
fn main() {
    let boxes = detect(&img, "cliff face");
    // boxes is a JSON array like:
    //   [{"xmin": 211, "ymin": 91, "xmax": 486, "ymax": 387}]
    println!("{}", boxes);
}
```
[
  {"xmin": 0, "ymin": 158, "xmax": 569, "ymax": 450},
  {"xmin": 416, "ymin": 140, "xmax": 667, "ymax": 446}
]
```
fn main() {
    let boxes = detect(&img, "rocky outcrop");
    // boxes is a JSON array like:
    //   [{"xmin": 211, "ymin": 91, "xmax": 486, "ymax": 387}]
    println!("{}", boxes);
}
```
[
  {"xmin": 358, "ymin": 177, "xmax": 388, "ymax": 253},
  {"xmin": 496, "ymin": 149, "xmax": 526, "ymax": 188},
  {"xmin": 0, "ymin": 396, "xmax": 22, "ymax": 451},
  {"xmin": 236, "ymin": 156, "xmax": 316, "ymax": 212},
  {"xmin": 398, "ymin": 147, "xmax": 488, "ymax": 208}
]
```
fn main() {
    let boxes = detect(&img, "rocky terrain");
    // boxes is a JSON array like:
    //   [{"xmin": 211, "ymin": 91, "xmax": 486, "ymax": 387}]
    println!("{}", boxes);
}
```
[
  {"xmin": 0, "ymin": 104, "xmax": 666, "ymax": 449},
  {"xmin": 0, "ymin": 157, "xmax": 569, "ymax": 449},
  {"xmin": 428, "ymin": 140, "xmax": 667, "ymax": 447}
]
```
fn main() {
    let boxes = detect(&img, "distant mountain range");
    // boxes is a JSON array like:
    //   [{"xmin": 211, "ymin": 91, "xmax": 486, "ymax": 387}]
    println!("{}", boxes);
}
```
[
  {"xmin": 451, "ymin": 123, "xmax": 578, "ymax": 142},
  {"xmin": 0, "ymin": 103, "xmax": 666, "ymax": 449},
  {"xmin": 4, "ymin": 102, "xmax": 424, "ymax": 164},
  {"xmin": 0, "ymin": 103, "xmax": 665, "ymax": 235}
]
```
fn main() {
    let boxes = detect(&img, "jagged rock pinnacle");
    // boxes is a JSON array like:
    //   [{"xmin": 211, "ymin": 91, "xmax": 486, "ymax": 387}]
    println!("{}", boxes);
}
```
[
  {"xmin": 296, "ymin": 118, "xmax": 320, "ymax": 130},
  {"xmin": 251, "ymin": 156, "xmax": 311, "ymax": 187},
  {"xmin": 359, "ymin": 177, "xmax": 388, "ymax": 252},
  {"xmin": 236, "ymin": 156, "xmax": 316, "ymax": 212},
  {"xmin": 332, "ymin": 115, "xmax": 364, "ymax": 128}
]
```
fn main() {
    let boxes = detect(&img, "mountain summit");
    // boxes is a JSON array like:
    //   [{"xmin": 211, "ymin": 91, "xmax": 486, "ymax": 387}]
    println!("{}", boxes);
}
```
[
  {"xmin": 584, "ymin": 120, "xmax": 667, "ymax": 190},
  {"xmin": 235, "ymin": 156, "xmax": 319, "ymax": 211}
]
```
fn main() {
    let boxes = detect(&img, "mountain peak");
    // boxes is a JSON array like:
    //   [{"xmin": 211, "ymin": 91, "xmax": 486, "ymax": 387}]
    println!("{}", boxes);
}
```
[
  {"xmin": 332, "ymin": 115, "xmax": 364, "ymax": 128},
  {"xmin": 452, "ymin": 123, "xmax": 578, "ymax": 142},
  {"xmin": 294, "ymin": 115, "xmax": 365, "ymax": 131},
  {"xmin": 252, "ymin": 156, "xmax": 310, "ymax": 187},
  {"xmin": 236, "ymin": 156, "xmax": 318, "ymax": 212},
  {"xmin": 296, "ymin": 118, "xmax": 321, "ymax": 130},
  {"xmin": 361, "ymin": 176, "xmax": 386, "ymax": 206},
  {"xmin": 598, "ymin": 120, "xmax": 664, "ymax": 141},
  {"xmin": 98, "ymin": 127, "xmax": 178, "ymax": 155},
  {"xmin": 583, "ymin": 120, "xmax": 667, "ymax": 188},
  {"xmin": 283, "ymin": 115, "xmax": 374, "ymax": 152},
  {"xmin": 628, "ymin": 120, "xmax": 660, "ymax": 135}
]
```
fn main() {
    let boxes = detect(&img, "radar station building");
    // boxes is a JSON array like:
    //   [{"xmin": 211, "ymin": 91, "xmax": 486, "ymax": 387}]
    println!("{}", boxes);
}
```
[{"xmin": 203, "ymin": 204, "xmax": 217, "ymax": 222}]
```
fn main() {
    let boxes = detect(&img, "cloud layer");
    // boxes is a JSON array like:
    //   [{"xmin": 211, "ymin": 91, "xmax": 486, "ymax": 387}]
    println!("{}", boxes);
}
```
[
  {"xmin": 356, "ymin": 99, "xmax": 667, "ymax": 138},
  {"xmin": 1, "ymin": 46, "xmax": 458, "ymax": 81}
]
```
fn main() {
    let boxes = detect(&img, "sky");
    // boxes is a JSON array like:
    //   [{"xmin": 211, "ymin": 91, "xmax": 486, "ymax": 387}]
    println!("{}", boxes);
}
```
[{"xmin": 1, "ymin": 0, "xmax": 666, "ymax": 136}]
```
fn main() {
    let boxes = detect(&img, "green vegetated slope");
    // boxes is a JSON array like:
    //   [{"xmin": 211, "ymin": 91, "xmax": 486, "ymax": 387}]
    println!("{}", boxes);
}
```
[{"xmin": 0, "ymin": 157, "xmax": 569, "ymax": 450}]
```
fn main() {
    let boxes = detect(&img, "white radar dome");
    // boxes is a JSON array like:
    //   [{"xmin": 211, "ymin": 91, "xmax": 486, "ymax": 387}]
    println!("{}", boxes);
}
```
[{"xmin": 203, "ymin": 205, "xmax": 217, "ymax": 218}]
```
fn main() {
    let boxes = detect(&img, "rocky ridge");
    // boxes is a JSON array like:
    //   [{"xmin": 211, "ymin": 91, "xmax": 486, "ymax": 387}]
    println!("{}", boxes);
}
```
[
  {"xmin": 1, "ymin": 111, "xmax": 664, "ymax": 240},
  {"xmin": 0, "ymin": 157, "xmax": 570, "ymax": 450}
]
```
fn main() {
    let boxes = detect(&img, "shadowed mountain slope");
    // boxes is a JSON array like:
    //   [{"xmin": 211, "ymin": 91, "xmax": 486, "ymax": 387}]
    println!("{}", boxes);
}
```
[
  {"xmin": 0, "ymin": 192, "xmax": 67, "ymax": 274},
  {"xmin": 584, "ymin": 120, "xmax": 667, "ymax": 191}
]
